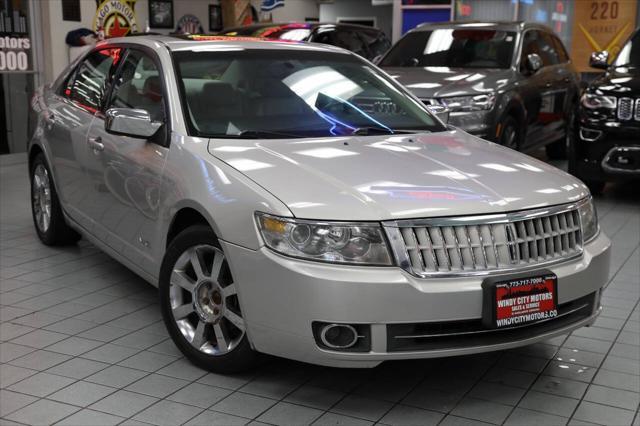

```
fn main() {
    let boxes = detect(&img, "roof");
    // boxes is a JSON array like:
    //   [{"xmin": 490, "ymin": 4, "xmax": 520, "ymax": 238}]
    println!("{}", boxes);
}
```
[
  {"xmin": 95, "ymin": 34, "xmax": 352, "ymax": 54},
  {"xmin": 221, "ymin": 22, "xmax": 383, "ymax": 33},
  {"xmin": 410, "ymin": 20, "xmax": 553, "ymax": 33}
]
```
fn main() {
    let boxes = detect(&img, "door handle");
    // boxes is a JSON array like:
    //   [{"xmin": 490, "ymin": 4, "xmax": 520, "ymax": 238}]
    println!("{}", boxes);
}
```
[{"xmin": 88, "ymin": 136, "xmax": 104, "ymax": 152}]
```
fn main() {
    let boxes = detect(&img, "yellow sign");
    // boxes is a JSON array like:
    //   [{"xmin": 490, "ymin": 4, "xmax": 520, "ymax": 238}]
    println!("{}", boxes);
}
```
[{"xmin": 570, "ymin": 0, "xmax": 637, "ymax": 72}]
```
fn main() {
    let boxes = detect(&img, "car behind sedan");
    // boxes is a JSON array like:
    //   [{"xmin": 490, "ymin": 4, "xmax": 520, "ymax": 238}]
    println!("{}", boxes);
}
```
[
  {"xmin": 380, "ymin": 21, "xmax": 580, "ymax": 159},
  {"xmin": 29, "ymin": 35, "xmax": 610, "ymax": 372}
]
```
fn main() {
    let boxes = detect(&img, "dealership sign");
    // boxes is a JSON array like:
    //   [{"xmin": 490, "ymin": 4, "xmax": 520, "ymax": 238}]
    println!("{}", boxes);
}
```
[
  {"xmin": 93, "ymin": 0, "xmax": 138, "ymax": 38},
  {"xmin": 0, "ymin": 36, "xmax": 32, "ymax": 72}
]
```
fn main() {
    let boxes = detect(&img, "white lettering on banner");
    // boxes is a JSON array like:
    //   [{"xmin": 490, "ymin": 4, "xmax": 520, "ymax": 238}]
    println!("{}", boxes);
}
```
[
  {"xmin": 496, "ymin": 309, "xmax": 558, "ymax": 327},
  {"xmin": 0, "ymin": 36, "xmax": 31, "ymax": 72}
]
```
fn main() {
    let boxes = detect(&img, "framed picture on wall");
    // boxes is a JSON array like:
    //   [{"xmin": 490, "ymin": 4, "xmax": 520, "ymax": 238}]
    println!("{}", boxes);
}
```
[
  {"xmin": 209, "ymin": 5, "xmax": 223, "ymax": 32},
  {"xmin": 149, "ymin": 0, "xmax": 174, "ymax": 29}
]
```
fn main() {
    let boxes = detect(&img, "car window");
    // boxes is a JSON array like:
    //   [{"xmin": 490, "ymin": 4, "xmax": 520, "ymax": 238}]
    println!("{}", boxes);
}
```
[
  {"xmin": 520, "ymin": 30, "xmax": 558, "ymax": 69},
  {"xmin": 333, "ymin": 29, "xmax": 369, "ymax": 58},
  {"xmin": 173, "ymin": 49, "xmax": 443, "ymax": 138},
  {"xmin": 66, "ymin": 48, "xmax": 121, "ymax": 112},
  {"xmin": 108, "ymin": 49, "xmax": 165, "ymax": 121},
  {"xmin": 380, "ymin": 29, "xmax": 516, "ymax": 69},
  {"xmin": 551, "ymin": 35, "xmax": 569, "ymax": 63},
  {"xmin": 358, "ymin": 30, "xmax": 391, "ymax": 59}
]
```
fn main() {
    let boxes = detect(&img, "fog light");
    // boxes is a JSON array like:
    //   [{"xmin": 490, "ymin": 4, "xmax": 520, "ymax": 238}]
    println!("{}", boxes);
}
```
[
  {"xmin": 320, "ymin": 324, "xmax": 359, "ymax": 349},
  {"xmin": 579, "ymin": 127, "xmax": 602, "ymax": 142}
]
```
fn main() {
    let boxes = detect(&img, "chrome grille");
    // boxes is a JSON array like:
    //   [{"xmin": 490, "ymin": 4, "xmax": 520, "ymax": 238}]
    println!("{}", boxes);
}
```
[
  {"xmin": 385, "ymin": 204, "xmax": 584, "ymax": 277},
  {"xmin": 617, "ymin": 97, "xmax": 634, "ymax": 120},
  {"xmin": 635, "ymin": 99, "xmax": 640, "ymax": 121}
]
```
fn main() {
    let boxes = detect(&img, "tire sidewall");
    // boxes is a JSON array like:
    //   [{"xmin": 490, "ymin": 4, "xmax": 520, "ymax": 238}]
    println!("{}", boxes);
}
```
[
  {"xmin": 499, "ymin": 116, "xmax": 520, "ymax": 150},
  {"xmin": 30, "ymin": 154, "xmax": 59, "ymax": 245},
  {"xmin": 159, "ymin": 225, "xmax": 258, "ymax": 373}
]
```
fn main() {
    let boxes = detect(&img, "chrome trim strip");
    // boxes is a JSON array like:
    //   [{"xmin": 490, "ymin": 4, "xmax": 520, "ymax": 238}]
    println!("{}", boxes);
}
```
[
  {"xmin": 579, "ymin": 127, "xmax": 602, "ymax": 142},
  {"xmin": 601, "ymin": 146, "xmax": 640, "ymax": 174}
]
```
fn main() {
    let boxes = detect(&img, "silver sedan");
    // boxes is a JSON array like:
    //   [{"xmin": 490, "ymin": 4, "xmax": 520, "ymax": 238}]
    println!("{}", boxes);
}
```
[{"xmin": 29, "ymin": 35, "xmax": 611, "ymax": 372}]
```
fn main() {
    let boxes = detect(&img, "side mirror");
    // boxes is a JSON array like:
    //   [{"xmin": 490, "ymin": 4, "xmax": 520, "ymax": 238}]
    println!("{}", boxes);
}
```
[
  {"xmin": 105, "ymin": 108, "xmax": 162, "ymax": 139},
  {"xmin": 589, "ymin": 51, "xmax": 609, "ymax": 70},
  {"xmin": 426, "ymin": 104, "xmax": 450, "ymax": 124},
  {"xmin": 525, "ymin": 53, "xmax": 543, "ymax": 74}
]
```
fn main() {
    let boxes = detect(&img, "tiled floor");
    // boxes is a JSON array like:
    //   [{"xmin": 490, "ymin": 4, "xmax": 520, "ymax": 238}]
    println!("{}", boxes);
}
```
[{"xmin": 1, "ymin": 154, "xmax": 639, "ymax": 426}]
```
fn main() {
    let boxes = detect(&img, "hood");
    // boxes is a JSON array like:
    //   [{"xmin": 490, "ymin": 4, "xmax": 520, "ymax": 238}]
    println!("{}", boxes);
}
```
[
  {"xmin": 383, "ymin": 66, "xmax": 514, "ymax": 99},
  {"xmin": 208, "ymin": 130, "xmax": 588, "ymax": 221},
  {"xmin": 591, "ymin": 67, "xmax": 640, "ymax": 95}
]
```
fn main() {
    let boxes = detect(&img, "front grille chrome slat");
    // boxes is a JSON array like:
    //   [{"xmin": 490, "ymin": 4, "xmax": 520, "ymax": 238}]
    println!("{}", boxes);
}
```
[{"xmin": 387, "ymin": 202, "xmax": 586, "ymax": 277}]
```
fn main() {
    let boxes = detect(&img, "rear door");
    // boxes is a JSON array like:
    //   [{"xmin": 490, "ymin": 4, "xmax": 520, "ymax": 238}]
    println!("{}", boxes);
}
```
[
  {"xmin": 45, "ymin": 48, "xmax": 121, "ymax": 231},
  {"xmin": 84, "ymin": 47, "xmax": 169, "ymax": 276}
]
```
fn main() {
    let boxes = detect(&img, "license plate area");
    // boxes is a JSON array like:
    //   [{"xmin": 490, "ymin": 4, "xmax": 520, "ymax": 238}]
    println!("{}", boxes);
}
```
[{"xmin": 482, "ymin": 271, "xmax": 558, "ymax": 329}]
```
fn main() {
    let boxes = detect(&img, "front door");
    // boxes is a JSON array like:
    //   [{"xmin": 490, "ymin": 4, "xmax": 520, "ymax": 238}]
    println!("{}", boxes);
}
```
[{"xmin": 84, "ymin": 48, "xmax": 169, "ymax": 276}]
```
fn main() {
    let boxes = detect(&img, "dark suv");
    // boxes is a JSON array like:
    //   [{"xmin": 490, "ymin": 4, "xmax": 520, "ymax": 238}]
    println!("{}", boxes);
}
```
[
  {"xmin": 218, "ymin": 22, "xmax": 391, "ymax": 61},
  {"xmin": 569, "ymin": 29, "xmax": 640, "ymax": 194},
  {"xmin": 380, "ymin": 21, "xmax": 580, "ymax": 158}
]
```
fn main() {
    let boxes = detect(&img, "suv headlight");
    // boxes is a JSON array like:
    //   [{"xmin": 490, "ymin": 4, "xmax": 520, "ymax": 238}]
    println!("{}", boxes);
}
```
[
  {"xmin": 581, "ymin": 93, "xmax": 616, "ymax": 109},
  {"xmin": 578, "ymin": 198, "xmax": 598, "ymax": 243},
  {"xmin": 440, "ymin": 93, "xmax": 496, "ymax": 112},
  {"xmin": 256, "ymin": 213, "xmax": 393, "ymax": 265}
]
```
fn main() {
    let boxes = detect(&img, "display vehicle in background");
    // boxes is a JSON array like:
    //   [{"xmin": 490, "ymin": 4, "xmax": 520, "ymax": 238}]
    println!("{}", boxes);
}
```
[
  {"xmin": 218, "ymin": 22, "xmax": 391, "ymax": 61},
  {"xmin": 569, "ymin": 28, "xmax": 640, "ymax": 194},
  {"xmin": 380, "ymin": 21, "xmax": 580, "ymax": 159},
  {"xmin": 30, "ymin": 35, "xmax": 610, "ymax": 372}
]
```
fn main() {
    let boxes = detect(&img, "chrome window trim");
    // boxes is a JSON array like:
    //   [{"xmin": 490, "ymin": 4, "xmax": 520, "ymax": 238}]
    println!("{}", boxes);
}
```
[{"xmin": 383, "ymin": 198, "xmax": 592, "ymax": 278}]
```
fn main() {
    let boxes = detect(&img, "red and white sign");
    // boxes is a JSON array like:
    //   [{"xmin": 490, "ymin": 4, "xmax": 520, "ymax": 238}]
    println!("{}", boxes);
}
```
[{"xmin": 494, "ymin": 275, "xmax": 557, "ymax": 328}]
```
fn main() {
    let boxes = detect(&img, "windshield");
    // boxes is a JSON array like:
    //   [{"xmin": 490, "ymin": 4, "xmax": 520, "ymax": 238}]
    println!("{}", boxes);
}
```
[
  {"xmin": 173, "ymin": 49, "xmax": 443, "ymax": 138},
  {"xmin": 220, "ymin": 25, "xmax": 312, "ymax": 41},
  {"xmin": 380, "ymin": 29, "xmax": 516, "ymax": 69},
  {"xmin": 612, "ymin": 31, "xmax": 640, "ymax": 67}
]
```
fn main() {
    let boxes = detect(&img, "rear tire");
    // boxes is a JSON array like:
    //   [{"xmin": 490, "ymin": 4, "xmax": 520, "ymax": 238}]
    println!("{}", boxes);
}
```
[
  {"xmin": 30, "ymin": 153, "xmax": 80, "ymax": 246},
  {"xmin": 498, "ymin": 115, "xmax": 520, "ymax": 150},
  {"xmin": 159, "ymin": 225, "xmax": 260, "ymax": 373}
]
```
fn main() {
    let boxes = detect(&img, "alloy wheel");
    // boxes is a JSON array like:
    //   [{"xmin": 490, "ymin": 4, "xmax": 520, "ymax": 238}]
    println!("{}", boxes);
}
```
[
  {"xmin": 32, "ymin": 164, "xmax": 52, "ymax": 233},
  {"xmin": 501, "ymin": 125, "xmax": 517, "ymax": 149},
  {"xmin": 169, "ymin": 244, "xmax": 244, "ymax": 355}
]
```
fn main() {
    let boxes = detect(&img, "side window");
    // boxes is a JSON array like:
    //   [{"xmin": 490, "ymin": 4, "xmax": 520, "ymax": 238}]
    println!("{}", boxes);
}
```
[
  {"xmin": 539, "ymin": 32, "xmax": 560, "ymax": 66},
  {"xmin": 108, "ymin": 49, "xmax": 165, "ymax": 122},
  {"xmin": 552, "ymin": 35, "xmax": 569, "ymax": 63},
  {"xmin": 67, "ymin": 48, "xmax": 121, "ymax": 112},
  {"xmin": 520, "ymin": 30, "xmax": 558, "ymax": 70},
  {"xmin": 358, "ymin": 30, "xmax": 391, "ymax": 59},
  {"xmin": 334, "ymin": 29, "xmax": 368, "ymax": 58}
]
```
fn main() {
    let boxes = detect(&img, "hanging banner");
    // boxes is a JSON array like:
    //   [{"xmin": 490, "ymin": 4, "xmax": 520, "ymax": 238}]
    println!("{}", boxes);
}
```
[
  {"xmin": 570, "ymin": 0, "xmax": 637, "ymax": 72},
  {"xmin": 0, "ymin": 0, "xmax": 32, "ymax": 73},
  {"xmin": 93, "ymin": 0, "xmax": 139, "ymax": 38}
]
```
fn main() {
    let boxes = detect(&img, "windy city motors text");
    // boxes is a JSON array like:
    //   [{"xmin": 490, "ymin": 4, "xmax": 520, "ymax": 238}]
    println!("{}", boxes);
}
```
[{"xmin": 496, "ymin": 292, "xmax": 557, "ymax": 327}]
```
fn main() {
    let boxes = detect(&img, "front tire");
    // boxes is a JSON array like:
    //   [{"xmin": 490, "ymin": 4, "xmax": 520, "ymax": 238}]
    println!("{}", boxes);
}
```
[
  {"xmin": 498, "ymin": 115, "xmax": 520, "ymax": 150},
  {"xmin": 30, "ymin": 153, "xmax": 80, "ymax": 246},
  {"xmin": 159, "ymin": 225, "xmax": 259, "ymax": 373}
]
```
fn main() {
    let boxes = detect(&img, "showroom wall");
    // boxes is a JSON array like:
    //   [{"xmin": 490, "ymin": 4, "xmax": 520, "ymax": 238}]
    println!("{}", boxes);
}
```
[{"xmin": 319, "ymin": 0, "xmax": 393, "ymax": 42}]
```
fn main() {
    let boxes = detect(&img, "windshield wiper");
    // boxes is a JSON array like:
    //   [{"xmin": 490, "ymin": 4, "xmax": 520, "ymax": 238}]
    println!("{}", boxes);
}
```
[
  {"xmin": 351, "ymin": 127, "xmax": 418, "ymax": 136},
  {"xmin": 207, "ymin": 130, "xmax": 306, "ymax": 139}
]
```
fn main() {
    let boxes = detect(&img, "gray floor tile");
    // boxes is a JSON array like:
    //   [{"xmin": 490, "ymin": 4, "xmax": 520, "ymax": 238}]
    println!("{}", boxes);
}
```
[
  {"xmin": 156, "ymin": 358, "xmax": 207, "ymax": 381},
  {"xmin": 80, "ymin": 343, "xmax": 139, "ymax": 364},
  {"xmin": 55, "ymin": 408, "xmax": 125, "ymax": 425},
  {"xmin": 518, "ymin": 391, "xmax": 579, "ymax": 418},
  {"xmin": 438, "ymin": 414, "xmax": 493, "ymax": 425},
  {"xmin": 467, "ymin": 381, "xmax": 526, "ymax": 406},
  {"xmin": 43, "ymin": 318, "xmax": 97, "ymax": 335},
  {"xmin": 378, "ymin": 404, "xmax": 444, "ymax": 425},
  {"xmin": 601, "ymin": 355, "xmax": 640, "ymax": 375},
  {"xmin": 583, "ymin": 384, "xmax": 640, "ymax": 411},
  {"xmin": 125, "ymin": 373, "xmax": 190, "ymax": 398},
  {"xmin": 0, "ymin": 364, "xmax": 38, "ymax": 386},
  {"xmin": 531, "ymin": 375, "xmax": 588, "ymax": 399},
  {"xmin": 543, "ymin": 361, "xmax": 596, "ymax": 383},
  {"xmin": 0, "ymin": 323, "xmax": 35, "ymax": 341},
  {"xmin": 89, "ymin": 390, "xmax": 158, "ymax": 418},
  {"xmin": 284, "ymin": 385, "xmax": 345, "ymax": 411},
  {"xmin": 133, "ymin": 400, "xmax": 203, "ymax": 425},
  {"xmin": 7, "ymin": 371, "xmax": 76, "ymax": 397},
  {"xmin": 5, "ymin": 398, "xmax": 79, "ymax": 425},
  {"xmin": 167, "ymin": 382, "xmax": 232, "ymax": 409},
  {"xmin": 331, "ymin": 394, "xmax": 394, "ymax": 422},
  {"xmin": 8, "ymin": 349, "xmax": 71, "ymax": 370},
  {"xmin": 257, "ymin": 401, "xmax": 324, "ymax": 425},
  {"xmin": 450, "ymin": 396, "xmax": 512, "ymax": 424},
  {"xmin": 240, "ymin": 372, "xmax": 304, "ymax": 399},
  {"xmin": 185, "ymin": 410, "xmax": 250, "ymax": 426},
  {"xmin": 572, "ymin": 401, "xmax": 636, "ymax": 425},
  {"xmin": 0, "ymin": 342, "xmax": 35, "ymax": 363},
  {"xmin": 0, "ymin": 389, "xmax": 38, "ymax": 417},
  {"xmin": 312, "ymin": 412, "xmax": 373, "ymax": 426},
  {"xmin": 504, "ymin": 407, "xmax": 568, "ymax": 426},
  {"xmin": 48, "ymin": 380, "xmax": 116, "ymax": 407},
  {"xmin": 484, "ymin": 366, "xmax": 538, "ymax": 389},
  {"xmin": 403, "ymin": 385, "xmax": 462, "ymax": 413},
  {"xmin": 85, "ymin": 364, "xmax": 148, "ymax": 388},
  {"xmin": 117, "ymin": 350, "xmax": 177, "ymax": 372},
  {"xmin": 46, "ymin": 336, "xmax": 104, "ymax": 356},
  {"xmin": 46, "ymin": 357, "xmax": 109, "ymax": 380},
  {"xmin": 211, "ymin": 392, "xmax": 277, "ymax": 419},
  {"xmin": 593, "ymin": 368, "xmax": 640, "ymax": 392},
  {"xmin": 198, "ymin": 371, "xmax": 256, "ymax": 390}
]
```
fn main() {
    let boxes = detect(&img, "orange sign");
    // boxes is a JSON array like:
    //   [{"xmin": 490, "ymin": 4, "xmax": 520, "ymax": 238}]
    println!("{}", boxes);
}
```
[{"xmin": 570, "ymin": 0, "xmax": 637, "ymax": 72}]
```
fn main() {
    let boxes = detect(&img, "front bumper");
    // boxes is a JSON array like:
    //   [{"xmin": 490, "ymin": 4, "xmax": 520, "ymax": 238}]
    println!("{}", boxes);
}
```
[{"xmin": 222, "ymin": 232, "xmax": 611, "ymax": 368}]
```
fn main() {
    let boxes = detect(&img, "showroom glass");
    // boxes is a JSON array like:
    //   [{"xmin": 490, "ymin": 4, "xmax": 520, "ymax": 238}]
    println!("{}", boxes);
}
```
[
  {"xmin": 65, "ymin": 48, "xmax": 122, "ymax": 112},
  {"xmin": 172, "ymin": 49, "xmax": 443, "ymax": 138},
  {"xmin": 379, "ymin": 29, "xmax": 516, "ymax": 69},
  {"xmin": 108, "ymin": 49, "xmax": 165, "ymax": 121},
  {"xmin": 613, "ymin": 31, "xmax": 640, "ymax": 67}
]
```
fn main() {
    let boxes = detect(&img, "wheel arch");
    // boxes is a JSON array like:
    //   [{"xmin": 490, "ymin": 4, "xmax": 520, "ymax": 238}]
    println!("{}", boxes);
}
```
[
  {"xmin": 28, "ymin": 144, "xmax": 44, "ymax": 173},
  {"xmin": 165, "ymin": 201, "xmax": 221, "ymax": 248}
]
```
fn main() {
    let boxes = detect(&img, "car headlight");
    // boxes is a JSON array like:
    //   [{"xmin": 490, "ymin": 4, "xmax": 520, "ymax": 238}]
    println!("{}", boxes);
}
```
[
  {"xmin": 440, "ymin": 93, "xmax": 496, "ymax": 112},
  {"xmin": 255, "ymin": 213, "xmax": 393, "ymax": 265},
  {"xmin": 578, "ymin": 198, "xmax": 598, "ymax": 243},
  {"xmin": 581, "ymin": 93, "xmax": 616, "ymax": 110}
]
